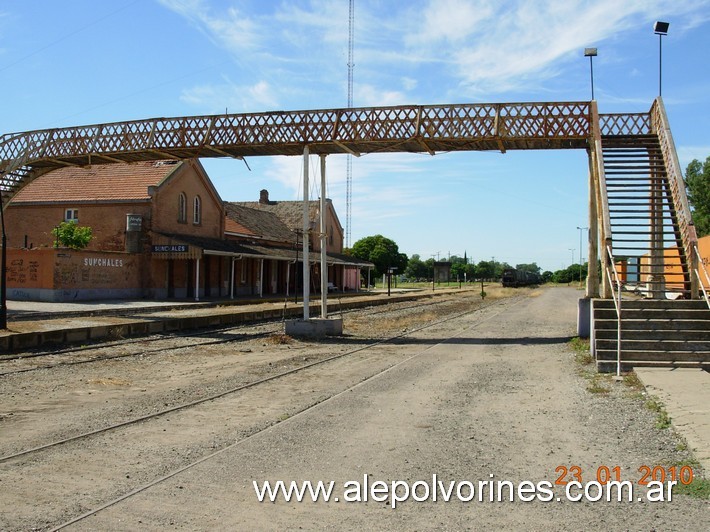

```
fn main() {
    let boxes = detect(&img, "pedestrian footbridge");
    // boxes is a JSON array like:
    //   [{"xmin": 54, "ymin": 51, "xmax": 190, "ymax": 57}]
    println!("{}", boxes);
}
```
[{"xmin": 1, "ymin": 98, "xmax": 708, "ymax": 370}]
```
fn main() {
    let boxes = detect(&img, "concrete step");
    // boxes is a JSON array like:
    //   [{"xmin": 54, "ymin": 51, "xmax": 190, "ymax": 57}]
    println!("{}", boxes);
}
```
[
  {"xmin": 593, "ymin": 299, "xmax": 709, "ymax": 310},
  {"xmin": 595, "ymin": 328, "xmax": 709, "ymax": 341},
  {"xmin": 595, "ymin": 349, "xmax": 710, "ymax": 363},
  {"xmin": 595, "ymin": 339, "xmax": 710, "ymax": 352},
  {"xmin": 597, "ymin": 359, "xmax": 709, "ymax": 372},
  {"xmin": 594, "ymin": 318, "xmax": 710, "ymax": 331},
  {"xmin": 593, "ymin": 308, "xmax": 709, "ymax": 320}
]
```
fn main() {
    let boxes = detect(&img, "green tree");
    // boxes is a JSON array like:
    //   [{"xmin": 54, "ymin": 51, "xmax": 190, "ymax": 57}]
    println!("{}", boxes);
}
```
[
  {"xmin": 476, "ymin": 260, "xmax": 495, "ymax": 279},
  {"xmin": 515, "ymin": 263, "xmax": 542, "ymax": 275},
  {"xmin": 351, "ymin": 235, "xmax": 408, "ymax": 278},
  {"xmin": 51, "ymin": 221, "xmax": 93, "ymax": 249},
  {"xmin": 404, "ymin": 254, "xmax": 430, "ymax": 280},
  {"xmin": 685, "ymin": 156, "xmax": 710, "ymax": 236},
  {"xmin": 551, "ymin": 262, "xmax": 588, "ymax": 283}
]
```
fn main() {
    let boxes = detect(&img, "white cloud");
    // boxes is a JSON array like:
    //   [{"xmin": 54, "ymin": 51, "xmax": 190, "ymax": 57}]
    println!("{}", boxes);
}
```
[
  {"xmin": 355, "ymin": 84, "xmax": 409, "ymax": 107},
  {"xmin": 180, "ymin": 79, "xmax": 279, "ymax": 113},
  {"xmin": 407, "ymin": 0, "xmax": 495, "ymax": 46},
  {"xmin": 157, "ymin": 0, "xmax": 260, "ymax": 52},
  {"xmin": 158, "ymin": 0, "xmax": 710, "ymax": 107}
]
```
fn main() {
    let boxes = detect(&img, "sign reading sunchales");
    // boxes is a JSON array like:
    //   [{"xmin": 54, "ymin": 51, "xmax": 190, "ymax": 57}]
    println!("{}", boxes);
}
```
[{"xmin": 152, "ymin": 244, "xmax": 188, "ymax": 253}]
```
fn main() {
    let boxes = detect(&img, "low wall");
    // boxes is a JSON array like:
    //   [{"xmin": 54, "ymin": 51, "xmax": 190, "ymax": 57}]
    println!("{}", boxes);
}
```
[{"xmin": 6, "ymin": 248, "xmax": 143, "ymax": 302}]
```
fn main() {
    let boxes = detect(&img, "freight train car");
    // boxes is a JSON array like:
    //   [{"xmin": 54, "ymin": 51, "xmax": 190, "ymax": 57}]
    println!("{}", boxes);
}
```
[{"xmin": 501, "ymin": 268, "xmax": 542, "ymax": 287}]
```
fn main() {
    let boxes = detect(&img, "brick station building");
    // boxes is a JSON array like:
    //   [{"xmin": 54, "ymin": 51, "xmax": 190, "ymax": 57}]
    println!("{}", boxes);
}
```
[{"xmin": 3, "ymin": 160, "xmax": 372, "ymax": 301}]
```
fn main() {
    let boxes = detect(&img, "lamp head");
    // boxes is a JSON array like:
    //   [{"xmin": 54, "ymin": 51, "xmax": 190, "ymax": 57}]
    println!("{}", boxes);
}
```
[
  {"xmin": 584, "ymin": 48, "xmax": 598, "ymax": 57},
  {"xmin": 654, "ymin": 21, "xmax": 669, "ymax": 35}
]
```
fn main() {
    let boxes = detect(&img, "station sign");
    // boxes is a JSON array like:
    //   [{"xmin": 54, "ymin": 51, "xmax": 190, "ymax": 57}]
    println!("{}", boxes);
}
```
[{"xmin": 151, "ymin": 244, "xmax": 189, "ymax": 253}]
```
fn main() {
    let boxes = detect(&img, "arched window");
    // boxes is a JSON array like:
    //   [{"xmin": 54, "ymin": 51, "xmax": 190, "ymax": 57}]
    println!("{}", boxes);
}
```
[
  {"xmin": 193, "ymin": 195, "xmax": 201, "ymax": 225},
  {"xmin": 178, "ymin": 193, "xmax": 187, "ymax": 223}
]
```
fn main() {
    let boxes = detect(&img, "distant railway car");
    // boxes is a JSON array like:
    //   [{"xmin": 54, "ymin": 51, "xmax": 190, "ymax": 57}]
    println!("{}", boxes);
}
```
[{"xmin": 501, "ymin": 268, "xmax": 541, "ymax": 287}]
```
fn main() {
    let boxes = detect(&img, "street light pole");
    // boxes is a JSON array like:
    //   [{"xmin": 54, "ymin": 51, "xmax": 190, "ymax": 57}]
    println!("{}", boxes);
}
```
[
  {"xmin": 654, "ymin": 21, "xmax": 669, "ymax": 97},
  {"xmin": 584, "ymin": 48, "xmax": 597, "ymax": 100}
]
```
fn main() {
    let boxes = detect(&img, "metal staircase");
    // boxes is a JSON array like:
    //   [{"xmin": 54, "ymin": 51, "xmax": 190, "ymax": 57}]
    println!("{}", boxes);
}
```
[{"xmin": 591, "ymin": 99, "xmax": 710, "ymax": 372}]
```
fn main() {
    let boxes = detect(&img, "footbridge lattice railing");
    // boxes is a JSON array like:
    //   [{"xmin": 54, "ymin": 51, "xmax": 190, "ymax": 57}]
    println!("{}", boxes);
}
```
[{"xmin": 1, "ymin": 102, "xmax": 594, "ymax": 199}]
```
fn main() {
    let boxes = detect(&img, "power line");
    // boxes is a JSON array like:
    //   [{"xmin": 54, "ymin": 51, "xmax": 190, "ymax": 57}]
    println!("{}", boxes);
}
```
[{"xmin": 0, "ymin": 0, "xmax": 142, "ymax": 74}]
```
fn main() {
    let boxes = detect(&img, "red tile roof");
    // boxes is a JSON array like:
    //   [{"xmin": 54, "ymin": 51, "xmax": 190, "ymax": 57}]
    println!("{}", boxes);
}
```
[
  {"xmin": 224, "ymin": 217, "xmax": 256, "ymax": 236},
  {"xmin": 10, "ymin": 161, "xmax": 182, "ymax": 204}
]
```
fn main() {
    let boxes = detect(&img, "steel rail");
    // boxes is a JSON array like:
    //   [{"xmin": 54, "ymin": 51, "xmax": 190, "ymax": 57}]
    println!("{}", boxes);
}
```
[
  {"xmin": 0, "ymin": 291, "xmax": 475, "ymax": 374},
  {"xmin": 48, "ymin": 296, "xmax": 522, "ymax": 531},
  {"xmin": 0, "ymin": 292, "xmax": 506, "ymax": 464}
]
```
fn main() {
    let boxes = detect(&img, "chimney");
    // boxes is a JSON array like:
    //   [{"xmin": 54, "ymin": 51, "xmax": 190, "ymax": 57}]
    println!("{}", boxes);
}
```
[{"xmin": 259, "ymin": 189, "xmax": 269, "ymax": 204}]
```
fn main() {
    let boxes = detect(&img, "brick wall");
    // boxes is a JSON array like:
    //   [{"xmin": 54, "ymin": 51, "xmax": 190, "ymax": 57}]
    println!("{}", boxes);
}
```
[
  {"xmin": 6, "ymin": 248, "xmax": 144, "ymax": 301},
  {"xmin": 151, "ymin": 162, "xmax": 224, "ymax": 239},
  {"xmin": 4, "ymin": 202, "xmax": 152, "ymax": 252}
]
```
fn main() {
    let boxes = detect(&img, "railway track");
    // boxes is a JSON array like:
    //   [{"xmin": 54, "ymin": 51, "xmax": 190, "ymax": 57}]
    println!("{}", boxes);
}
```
[
  {"xmin": 0, "ymin": 293, "xmax": 484, "ymax": 377},
  {"xmin": 45, "ymin": 297, "xmax": 518, "ymax": 531},
  {"xmin": 0, "ymin": 294, "xmax": 522, "ymax": 531},
  {"xmin": 0, "ymin": 295, "xmax": 505, "ymax": 463}
]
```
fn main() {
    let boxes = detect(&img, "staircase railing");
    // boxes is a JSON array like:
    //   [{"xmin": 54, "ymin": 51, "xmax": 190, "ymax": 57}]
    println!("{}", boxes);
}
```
[
  {"xmin": 693, "ymin": 244, "xmax": 710, "ymax": 310},
  {"xmin": 605, "ymin": 245, "xmax": 623, "ymax": 377},
  {"xmin": 591, "ymin": 102, "xmax": 614, "ymax": 299},
  {"xmin": 650, "ymin": 97, "xmax": 699, "ymax": 298},
  {"xmin": 1, "ymin": 153, "xmax": 35, "ymax": 208}
]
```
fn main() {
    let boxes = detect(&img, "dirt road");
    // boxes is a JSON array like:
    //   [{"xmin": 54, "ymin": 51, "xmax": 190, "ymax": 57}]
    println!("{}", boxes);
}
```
[{"xmin": 1, "ymin": 286, "xmax": 706, "ymax": 530}]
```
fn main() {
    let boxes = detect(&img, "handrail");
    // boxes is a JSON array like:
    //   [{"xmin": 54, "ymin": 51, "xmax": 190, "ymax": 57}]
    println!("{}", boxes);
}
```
[
  {"xmin": 693, "ymin": 244, "xmax": 710, "ymax": 310},
  {"xmin": 605, "ymin": 245, "xmax": 623, "ymax": 377},
  {"xmin": 590, "ymin": 101, "xmax": 613, "ymax": 298},
  {"xmin": 650, "ymin": 97, "xmax": 698, "ymax": 297}
]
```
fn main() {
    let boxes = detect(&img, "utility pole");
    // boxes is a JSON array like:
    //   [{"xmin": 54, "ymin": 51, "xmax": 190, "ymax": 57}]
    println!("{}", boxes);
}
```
[{"xmin": 345, "ymin": 0, "xmax": 355, "ymax": 248}]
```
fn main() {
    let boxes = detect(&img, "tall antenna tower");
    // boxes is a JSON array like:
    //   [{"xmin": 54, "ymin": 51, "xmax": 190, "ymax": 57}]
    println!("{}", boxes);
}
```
[{"xmin": 345, "ymin": 0, "xmax": 354, "ymax": 248}]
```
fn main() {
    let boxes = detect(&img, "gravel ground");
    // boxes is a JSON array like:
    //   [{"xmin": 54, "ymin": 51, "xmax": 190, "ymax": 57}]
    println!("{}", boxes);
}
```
[{"xmin": 0, "ymin": 286, "xmax": 707, "ymax": 531}]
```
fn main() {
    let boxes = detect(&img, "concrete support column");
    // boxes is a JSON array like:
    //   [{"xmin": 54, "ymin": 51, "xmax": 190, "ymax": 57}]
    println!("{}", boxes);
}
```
[
  {"xmin": 195, "ymin": 257, "xmax": 200, "ymax": 302},
  {"xmin": 587, "ymin": 150, "xmax": 599, "ymax": 298},
  {"xmin": 286, "ymin": 261, "xmax": 291, "ymax": 297},
  {"xmin": 320, "ymin": 154, "xmax": 328, "ymax": 319},
  {"xmin": 230, "ymin": 257, "xmax": 235, "ymax": 299},
  {"xmin": 259, "ymin": 258, "xmax": 264, "ymax": 298},
  {"xmin": 302, "ymin": 145, "xmax": 310, "ymax": 320}
]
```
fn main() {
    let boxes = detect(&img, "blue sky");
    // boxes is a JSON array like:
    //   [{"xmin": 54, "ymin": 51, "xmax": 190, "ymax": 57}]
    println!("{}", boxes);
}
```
[{"xmin": 1, "ymin": 0, "xmax": 709, "ymax": 271}]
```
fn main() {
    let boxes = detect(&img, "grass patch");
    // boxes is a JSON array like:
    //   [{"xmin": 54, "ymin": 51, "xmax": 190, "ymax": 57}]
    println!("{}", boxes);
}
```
[
  {"xmin": 674, "ymin": 478, "xmax": 710, "ymax": 499},
  {"xmin": 623, "ymin": 371, "xmax": 644, "ymax": 391},
  {"xmin": 586, "ymin": 375, "xmax": 611, "ymax": 394},
  {"xmin": 569, "ymin": 337, "xmax": 609, "ymax": 392},
  {"xmin": 645, "ymin": 396, "xmax": 672, "ymax": 430},
  {"xmin": 663, "ymin": 459, "xmax": 710, "ymax": 499},
  {"xmin": 570, "ymin": 337, "xmax": 593, "ymax": 366}
]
